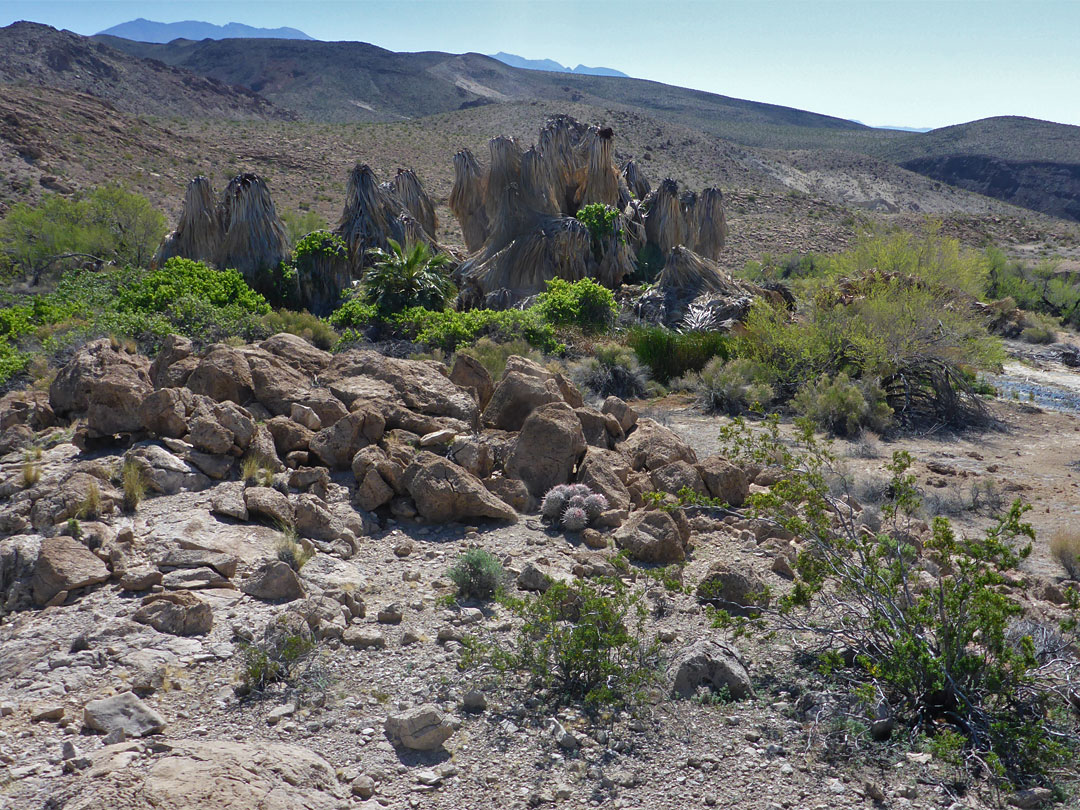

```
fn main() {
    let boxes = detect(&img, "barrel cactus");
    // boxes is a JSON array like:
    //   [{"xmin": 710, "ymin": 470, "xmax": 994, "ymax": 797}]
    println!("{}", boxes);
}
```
[
  {"xmin": 561, "ymin": 505, "xmax": 589, "ymax": 532},
  {"xmin": 541, "ymin": 485, "xmax": 573, "ymax": 521}
]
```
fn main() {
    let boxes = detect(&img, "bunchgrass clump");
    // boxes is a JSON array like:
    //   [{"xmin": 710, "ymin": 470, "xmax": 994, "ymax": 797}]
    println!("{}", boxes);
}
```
[
  {"xmin": 77, "ymin": 480, "xmax": 103, "ymax": 520},
  {"xmin": 21, "ymin": 449, "xmax": 42, "ymax": 488},
  {"xmin": 567, "ymin": 342, "xmax": 649, "ymax": 400},
  {"xmin": 121, "ymin": 458, "xmax": 147, "ymax": 512},
  {"xmin": 1050, "ymin": 529, "xmax": 1080, "ymax": 580},
  {"xmin": 276, "ymin": 530, "xmax": 314, "ymax": 572},
  {"xmin": 447, "ymin": 549, "xmax": 505, "ymax": 601},
  {"xmin": 627, "ymin": 326, "xmax": 731, "ymax": 384}
]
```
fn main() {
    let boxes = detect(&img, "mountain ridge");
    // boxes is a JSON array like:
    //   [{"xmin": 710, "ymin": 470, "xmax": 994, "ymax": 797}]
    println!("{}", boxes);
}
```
[
  {"xmin": 488, "ymin": 52, "xmax": 629, "ymax": 78},
  {"xmin": 95, "ymin": 18, "xmax": 313, "ymax": 43}
]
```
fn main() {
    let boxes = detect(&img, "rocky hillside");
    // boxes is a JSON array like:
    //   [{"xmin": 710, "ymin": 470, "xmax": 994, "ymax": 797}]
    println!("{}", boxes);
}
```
[
  {"xmin": 0, "ymin": 22, "xmax": 291, "ymax": 121},
  {"xmin": 1, "ymin": 331, "xmax": 1077, "ymax": 809}
]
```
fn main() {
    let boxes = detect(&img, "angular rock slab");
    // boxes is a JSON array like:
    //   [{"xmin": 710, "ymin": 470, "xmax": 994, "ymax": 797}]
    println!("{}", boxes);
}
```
[
  {"xmin": 385, "ymin": 703, "xmax": 454, "ymax": 751},
  {"xmin": 83, "ymin": 691, "xmax": 165, "ymax": 737}
]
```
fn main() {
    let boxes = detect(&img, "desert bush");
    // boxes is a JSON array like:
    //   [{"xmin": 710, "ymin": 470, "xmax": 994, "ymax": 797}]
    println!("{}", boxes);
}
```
[
  {"xmin": 1050, "ymin": 529, "xmax": 1080, "ymax": 580},
  {"xmin": 120, "ymin": 458, "xmax": 147, "ymax": 512},
  {"xmin": 691, "ymin": 356, "xmax": 775, "ymax": 415},
  {"xmin": 717, "ymin": 417, "xmax": 1079, "ymax": 788},
  {"xmin": 575, "ymin": 203, "xmax": 619, "ymax": 261},
  {"xmin": 489, "ymin": 577, "xmax": 660, "ymax": 707},
  {"xmin": 391, "ymin": 307, "xmax": 561, "ymax": 354},
  {"xmin": 361, "ymin": 239, "xmax": 454, "ymax": 315},
  {"xmin": 77, "ymin": 480, "xmax": 103, "ymax": 520},
  {"xmin": 986, "ymin": 251, "xmax": 1080, "ymax": 329},
  {"xmin": 567, "ymin": 342, "xmax": 649, "ymax": 399},
  {"xmin": 238, "ymin": 615, "xmax": 318, "ymax": 694},
  {"xmin": 535, "ymin": 278, "xmax": 616, "ymax": 334},
  {"xmin": 626, "ymin": 325, "xmax": 731, "ymax": 384},
  {"xmin": 275, "ymin": 530, "xmax": 313, "ymax": 572},
  {"xmin": 119, "ymin": 257, "xmax": 269, "ymax": 316},
  {"xmin": 792, "ymin": 373, "xmax": 893, "ymax": 436},
  {"xmin": 447, "ymin": 549, "xmax": 505, "ymax": 601},
  {"xmin": 261, "ymin": 309, "xmax": 338, "ymax": 350},
  {"xmin": 0, "ymin": 184, "xmax": 166, "ymax": 279}
]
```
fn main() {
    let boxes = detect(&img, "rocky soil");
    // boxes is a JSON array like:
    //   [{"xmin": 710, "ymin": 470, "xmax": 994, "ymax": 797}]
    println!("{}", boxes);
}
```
[{"xmin": 1, "ymin": 331, "xmax": 1078, "ymax": 810}]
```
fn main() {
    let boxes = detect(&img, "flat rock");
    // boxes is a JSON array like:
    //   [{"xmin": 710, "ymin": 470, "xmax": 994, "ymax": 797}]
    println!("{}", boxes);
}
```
[
  {"xmin": 385, "ymin": 703, "xmax": 454, "ymax": 751},
  {"xmin": 133, "ymin": 591, "xmax": 213, "ymax": 636},
  {"xmin": 83, "ymin": 691, "xmax": 165, "ymax": 737},
  {"xmin": 241, "ymin": 560, "xmax": 304, "ymax": 602},
  {"xmin": 32, "ymin": 535, "xmax": 111, "ymax": 606}
]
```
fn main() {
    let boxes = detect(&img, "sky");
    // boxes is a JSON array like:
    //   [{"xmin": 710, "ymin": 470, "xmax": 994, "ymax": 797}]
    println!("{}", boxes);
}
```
[{"xmin": 3, "ymin": 0, "xmax": 1079, "ymax": 130}]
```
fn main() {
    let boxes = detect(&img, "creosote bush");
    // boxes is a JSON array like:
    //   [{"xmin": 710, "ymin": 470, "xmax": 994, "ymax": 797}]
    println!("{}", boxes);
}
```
[
  {"xmin": 447, "ymin": 549, "xmax": 505, "ymax": 601},
  {"xmin": 567, "ymin": 342, "xmax": 649, "ymax": 400},
  {"xmin": 716, "ymin": 417, "xmax": 1080, "ymax": 789},
  {"xmin": 535, "ymin": 278, "xmax": 616, "ymax": 334},
  {"xmin": 478, "ymin": 576, "xmax": 661, "ymax": 708},
  {"xmin": 792, "ymin": 372, "xmax": 893, "ymax": 436}
]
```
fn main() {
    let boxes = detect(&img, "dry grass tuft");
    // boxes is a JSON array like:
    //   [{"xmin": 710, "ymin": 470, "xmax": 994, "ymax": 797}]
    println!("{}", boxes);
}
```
[{"xmin": 1050, "ymin": 529, "xmax": 1080, "ymax": 580}]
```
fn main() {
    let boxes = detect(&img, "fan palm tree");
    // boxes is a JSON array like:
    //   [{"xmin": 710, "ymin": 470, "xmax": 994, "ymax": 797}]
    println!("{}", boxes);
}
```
[{"xmin": 361, "ymin": 239, "xmax": 454, "ymax": 315}]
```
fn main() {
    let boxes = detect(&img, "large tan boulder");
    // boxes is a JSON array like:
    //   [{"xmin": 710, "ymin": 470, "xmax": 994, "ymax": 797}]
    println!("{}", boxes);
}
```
[
  {"xmin": 650, "ymin": 460, "xmax": 706, "ymax": 496},
  {"xmin": 619, "ymin": 417, "xmax": 698, "ymax": 471},
  {"xmin": 326, "ymin": 350, "xmax": 477, "ymax": 423},
  {"xmin": 66, "ymin": 738, "xmax": 346, "ymax": 810},
  {"xmin": 87, "ymin": 364, "xmax": 154, "ymax": 437},
  {"xmin": 260, "ymin": 332, "xmax": 332, "ymax": 372},
  {"xmin": 241, "ymin": 559, "xmax": 305, "ymax": 601},
  {"xmin": 613, "ymin": 509, "xmax": 689, "ymax": 563},
  {"xmin": 504, "ymin": 355, "xmax": 584, "ymax": 407},
  {"xmin": 186, "ymin": 345, "xmax": 254, "ymax": 404},
  {"xmin": 450, "ymin": 353, "xmax": 494, "ymax": 410},
  {"xmin": 402, "ymin": 452, "xmax": 517, "ymax": 523},
  {"xmin": 266, "ymin": 416, "xmax": 314, "ymax": 455},
  {"xmin": 244, "ymin": 487, "xmax": 295, "ymax": 526},
  {"xmin": 576, "ymin": 447, "xmax": 632, "ymax": 512},
  {"xmin": 149, "ymin": 334, "xmax": 196, "ymax": 389},
  {"xmin": 309, "ymin": 405, "xmax": 385, "ymax": 469},
  {"xmin": 482, "ymin": 371, "xmax": 564, "ymax": 432},
  {"xmin": 50, "ymin": 338, "xmax": 151, "ymax": 417},
  {"xmin": 139, "ymin": 387, "xmax": 196, "ymax": 438},
  {"xmin": 247, "ymin": 352, "xmax": 313, "ymax": 416},
  {"xmin": 697, "ymin": 455, "xmax": 749, "ymax": 507},
  {"xmin": 29, "ymin": 472, "xmax": 120, "ymax": 529},
  {"xmin": 133, "ymin": 591, "xmax": 213, "ymax": 636},
  {"xmin": 504, "ymin": 402, "xmax": 587, "ymax": 498},
  {"xmin": 32, "ymin": 535, "xmax": 110, "ymax": 605}
]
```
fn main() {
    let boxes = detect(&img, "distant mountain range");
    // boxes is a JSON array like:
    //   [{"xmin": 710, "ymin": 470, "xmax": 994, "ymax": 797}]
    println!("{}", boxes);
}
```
[
  {"xmin": 95, "ymin": 18, "xmax": 313, "ymax": 43},
  {"xmin": 489, "ymin": 52, "xmax": 628, "ymax": 78}
]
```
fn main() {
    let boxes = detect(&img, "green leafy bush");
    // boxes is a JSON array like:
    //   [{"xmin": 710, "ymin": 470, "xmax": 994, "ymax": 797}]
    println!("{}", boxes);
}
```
[
  {"xmin": 394, "ymin": 307, "xmax": 561, "ymax": 354},
  {"xmin": 567, "ymin": 342, "xmax": 649, "ymax": 399},
  {"xmin": 575, "ymin": 203, "xmax": 619, "ymax": 260},
  {"xmin": 792, "ymin": 372, "xmax": 893, "ymax": 436},
  {"xmin": 361, "ymin": 239, "xmax": 454, "ymax": 315},
  {"xmin": 457, "ymin": 337, "xmax": 543, "ymax": 381},
  {"xmin": 490, "ymin": 577, "xmax": 660, "ymax": 707},
  {"xmin": 535, "ymin": 278, "xmax": 616, "ymax": 334},
  {"xmin": 627, "ymin": 326, "xmax": 731, "ymax": 384},
  {"xmin": 447, "ymin": 549, "xmax": 505, "ymax": 600},
  {"xmin": 0, "ymin": 183, "xmax": 166, "ymax": 278},
  {"xmin": 261, "ymin": 309, "xmax": 338, "ymax": 350},
  {"xmin": 718, "ymin": 419, "xmax": 1079, "ymax": 787},
  {"xmin": 986, "ymin": 251, "xmax": 1080, "ymax": 329},
  {"xmin": 117, "ymin": 258, "xmax": 270, "ymax": 316}
]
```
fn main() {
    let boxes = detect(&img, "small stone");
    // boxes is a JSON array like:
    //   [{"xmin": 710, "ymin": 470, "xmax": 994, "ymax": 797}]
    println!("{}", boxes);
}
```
[
  {"xmin": 1009, "ymin": 788, "xmax": 1053, "ymax": 809},
  {"xmin": 415, "ymin": 768, "xmax": 442, "ymax": 786},
  {"xmin": 393, "ymin": 540, "xmax": 414, "ymax": 557},
  {"xmin": 377, "ymin": 603, "xmax": 403, "ymax": 624},
  {"xmin": 401, "ymin": 628, "xmax": 421, "ymax": 645},
  {"xmin": 83, "ymin": 692, "xmax": 165, "ymax": 737},
  {"xmin": 342, "ymin": 626, "xmax": 386, "ymax": 650},
  {"xmin": 463, "ymin": 690, "xmax": 487, "ymax": 712},
  {"xmin": 385, "ymin": 704, "xmax": 454, "ymax": 751},
  {"xmin": 31, "ymin": 704, "xmax": 65, "ymax": 723},
  {"xmin": 352, "ymin": 774, "xmax": 376, "ymax": 798}
]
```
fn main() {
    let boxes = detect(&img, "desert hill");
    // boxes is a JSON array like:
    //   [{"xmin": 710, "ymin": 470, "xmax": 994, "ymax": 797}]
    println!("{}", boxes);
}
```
[
  {"xmin": 0, "ymin": 21, "xmax": 291, "ymax": 121},
  {"xmin": 95, "ymin": 18, "xmax": 314, "ymax": 42}
]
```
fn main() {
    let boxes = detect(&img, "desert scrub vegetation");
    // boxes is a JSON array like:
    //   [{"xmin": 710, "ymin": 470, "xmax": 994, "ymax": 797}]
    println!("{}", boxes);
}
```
[
  {"xmin": 626, "ymin": 325, "xmax": 731, "ymax": 384},
  {"xmin": 1050, "ymin": 529, "xmax": 1080, "ymax": 580},
  {"xmin": 237, "ymin": 614, "xmax": 322, "ymax": 696},
  {"xmin": 361, "ymin": 239, "xmax": 455, "ymax": 315},
  {"xmin": 466, "ymin": 576, "xmax": 661, "ymax": 709},
  {"xmin": 447, "ymin": 549, "xmax": 506, "ymax": 601},
  {"xmin": 566, "ymin": 342, "xmax": 649, "ymax": 399},
  {"xmin": 716, "ymin": 417, "xmax": 1080, "ymax": 791},
  {"xmin": 534, "ymin": 277, "xmax": 617, "ymax": 334},
  {"xmin": 986, "ymin": 250, "xmax": 1080, "ymax": 329},
  {"xmin": 120, "ymin": 457, "xmax": 148, "ymax": 512}
]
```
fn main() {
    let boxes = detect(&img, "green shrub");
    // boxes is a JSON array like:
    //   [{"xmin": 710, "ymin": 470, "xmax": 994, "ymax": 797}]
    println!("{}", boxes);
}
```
[
  {"xmin": 987, "ymin": 251, "xmax": 1080, "ymax": 329},
  {"xmin": 0, "ymin": 338, "xmax": 30, "ymax": 387},
  {"xmin": 447, "ymin": 549, "xmax": 505, "ymax": 601},
  {"xmin": 632, "ymin": 242, "xmax": 665, "ymax": 285},
  {"xmin": 118, "ymin": 257, "xmax": 269, "ymax": 316},
  {"xmin": 361, "ymin": 239, "xmax": 454, "ymax": 315},
  {"xmin": 792, "ymin": 372, "xmax": 893, "ymax": 436},
  {"xmin": 718, "ymin": 419, "xmax": 1079, "ymax": 788},
  {"xmin": 567, "ymin": 342, "xmax": 649, "ymax": 400},
  {"xmin": 691, "ymin": 356, "xmax": 775, "ymax": 414},
  {"xmin": 261, "ymin": 309, "xmax": 338, "ymax": 350},
  {"xmin": 491, "ymin": 577, "xmax": 660, "ymax": 707},
  {"xmin": 327, "ymin": 297, "xmax": 378, "ymax": 331},
  {"xmin": 238, "ymin": 617, "xmax": 318, "ymax": 693},
  {"xmin": 575, "ymin": 203, "xmax": 619, "ymax": 260},
  {"xmin": 535, "ymin": 278, "xmax": 616, "ymax": 334},
  {"xmin": 281, "ymin": 209, "xmax": 329, "ymax": 246},
  {"xmin": 627, "ymin": 326, "xmax": 731, "ymax": 384},
  {"xmin": 393, "ymin": 307, "xmax": 561, "ymax": 354}
]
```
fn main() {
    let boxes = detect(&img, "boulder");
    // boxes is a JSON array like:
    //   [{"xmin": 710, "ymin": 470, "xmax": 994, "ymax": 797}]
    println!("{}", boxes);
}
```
[
  {"xmin": 32, "ymin": 535, "xmax": 110, "ymax": 605},
  {"xmin": 575, "ymin": 406, "xmax": 617, "ymax": 448},
  {"xmin": 669, "ymin": 638, "xmax": 753, "ymax": 700},
  {"xmin": 619, "ymin": 417, "xmax": 697, "ymax": 471},
  {"xmin": 576, "ymin": 447, "xmax": 632, "ymax": 512},
  {"xmin": 326, "ymin": 350, "xmax": 477, "ymax": 423},
  {"xmin": 241, "ymin": 560, "xmax": 305, "ymax": 602},
  {"xmin": 133, "ymin": 591, "xmax": 213, "ymax": 636},
  {"xmin": 602, "ymin": 395, "xmax": 638, "ymax": 433},
  {"xmin": 188, "ymin": 416, "xmax": 233, "ymax": 455},
  {"xmin": 309, "ymin": 406, "xmax": 384, "ymax": 469},
  {"xmin": 139, "ymin": 388, "xmax": 195, "ymax": 438},
  {"xmin": 243, "ymin": 487, "xmax": 295, "ymax": 527},
  {"xmin": 697, "ymin": 455, "xmax": 749, "ymax": 507},
  {"xmin": 247, "ymin": 353, "xmax": 312, "ymax": 415},
  {"xmin": 124, "ymin": 444, "xmax": 210, "ymax": 495},
  {"xmin": 650, "ymin": 460, "xmax": 706, "ymax": 496},
  {"xmin": 613, "ymin": 509, "xmax": 688, "ymax": 563},
  {"xmin": 482, "ymin": 371, "xmax": 563, "ymax": 432},
  {"xmin": 83, "ymin": 691, "xmax": 165, "ymax": 737},
  {"xmin": 260, "ymin": 332, "xmax": 333, "ymax": 372},
  {"xmin": 86, "ymin": 365, "xmax": 154, "ymax": 438},
  {"xmin": 50, "ymin": 338, "xmax": 151, "ymax": 417},
  {"xmin": 384, "ymin": 704, "xmax": 454, "ymax": 751},
  {"xmin": 29, "ymin": 472, "xmax": 119, "ymax": 528},
  {"xmin": 266, "ymin": 416, "xmax": 314, "ymax": 455},
  {"xmin": 447, "ymin": 434, "xmax": 494, "ymax": 479},
  {"xmin": 210, "ymin": 482, "xmax": 248, "ymax": 521},
  {"xmin": 294, "ymin": 494, "xmax": 355, "ymax": 544},
  {"xmin": 504, "ymin": 355, "xmax": 584, "ymax": 407},
  {"xmin": 157, "ymin": 549, "xmax": 238, "ymax": 579},
  {"xmin": 450, "ymin": 353, "xmax": 494, "ymax": 410},
  {"xmin": 326, "ymin": 375, "xmax": 398, "ymax": 410},
  {"xmin": 149, "ymin": 334, "xmax": 196, "ymax": 388},
  {"xmin": 402, "ymin": 452, "xmax": 517, "ymax": 523},
  {"xmin": 186, "ymin": 345, "xmax": 254, "ymax": 404},
  {"xmin": 484, "ymin": 477, "xmax": 534, "ymax": 513},
  {"xmin": 695, "ymin": 562, "xmax": 769, "ymax": 615},
  {"xmin": 295, "ymin": 388, "xmax": 348, "ymax": 428},
  {"xmin": 0, "ymin": 534, "xmax": 41, "ymax": 613},
  {"xmin": 69, "ymin": 739, "xmax": 346, "ymax": 810},
  {"xmin": 0, "ymin": 389, "xmax": 55, "ymax": 431},
  {"xmin": 504, "ymin": 402, "xmax": 587, "ymax": 497}
]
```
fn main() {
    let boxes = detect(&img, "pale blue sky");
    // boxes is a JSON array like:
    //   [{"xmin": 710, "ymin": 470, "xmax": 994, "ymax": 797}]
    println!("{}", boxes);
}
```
[{"xmin": 4, "ymin": 1, "xmax": 1079, "ymax": 130}]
